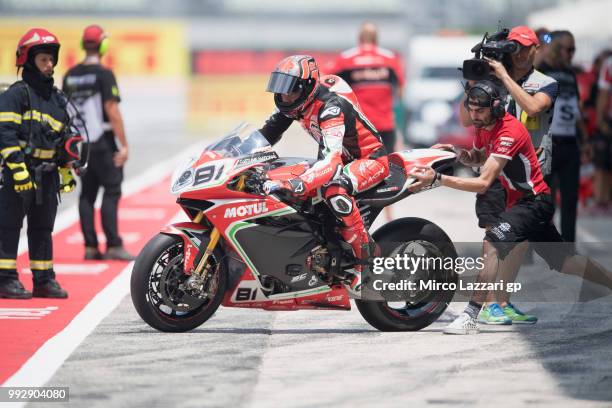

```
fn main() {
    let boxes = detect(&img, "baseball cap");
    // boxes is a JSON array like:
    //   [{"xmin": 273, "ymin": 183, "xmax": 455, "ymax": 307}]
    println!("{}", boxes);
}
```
[
  {"xmin": 507, "ymin": 26, "xmax": 540, "ymax": 46},
  {"xmin": 82, "ymin": 24, "xmax": 105, "ymax": 44}
]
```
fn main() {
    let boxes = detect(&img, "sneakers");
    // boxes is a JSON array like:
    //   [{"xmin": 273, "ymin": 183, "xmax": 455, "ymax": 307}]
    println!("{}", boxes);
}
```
[
  {"xmin": 503, "ymin": 303, "xmax": 537, "ymax": 324},
  {"xmin": 85, "ymin": 246, "xmax": 103, "ymax": 260},
  {"xmin": 103, "ymin": 246, "xmax": 136, "ymax": 261},
  {"xmin": 478, "ymin": 303, "xmax": 512, "ymax": 325},
  {"xmin": 0, "ymin": 278, "xmax": 32, "ymax": 299},
  {"xmin": 443, "ymin": 312, "xmax": 480, "ymax": 335},
  {"xmin": 32, "ymin": 279, "xmax": 68, "ymax": 298}
]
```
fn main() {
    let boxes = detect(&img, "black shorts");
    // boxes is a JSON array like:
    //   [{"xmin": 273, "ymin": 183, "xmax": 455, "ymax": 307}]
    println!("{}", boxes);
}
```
[
  {"xmin": 484, "ymin": 194, "xmax": 574, "ymax": 271},
  {"xmin": 379, "ymin": 130, "xmax": 396, "ymax": 154},
  {"xmin": 475, "ymin": 178, "xmax": 506, "ymax": 228}
]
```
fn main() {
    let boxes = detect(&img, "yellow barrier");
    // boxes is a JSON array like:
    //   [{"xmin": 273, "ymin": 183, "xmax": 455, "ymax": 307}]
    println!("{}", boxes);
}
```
[{"xmin": 0, "ymin": 19, "xmax": 188, "ymax": 77}]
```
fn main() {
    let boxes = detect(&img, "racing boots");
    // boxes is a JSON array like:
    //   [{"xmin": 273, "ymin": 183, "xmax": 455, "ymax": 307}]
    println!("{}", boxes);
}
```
[{"xmin": 347, "ymin": 237, "xmax": 381, "ymax": 298}]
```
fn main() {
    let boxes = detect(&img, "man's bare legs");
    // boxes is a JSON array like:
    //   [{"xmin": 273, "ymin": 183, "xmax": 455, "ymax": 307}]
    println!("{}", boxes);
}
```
[{"xmin": 495, "ymin": 241, "xmax": 529, "ymax": 305}]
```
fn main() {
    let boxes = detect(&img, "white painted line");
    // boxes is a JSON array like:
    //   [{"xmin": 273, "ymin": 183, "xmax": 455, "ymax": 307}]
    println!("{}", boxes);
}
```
[
  {"xmin": 2, "ymin": 262, "xmax": 133, "ymax": 392},
  {"xmin": 118, "ymin": 208, "xmax": 168, "ymax": 220},
  {"xmin": 0, "ymin": 307, "xmax": 58, "ymax": 320},
  {"xmin": 64, "ymin": 231, "xmax": 142, "ymax": 245}
]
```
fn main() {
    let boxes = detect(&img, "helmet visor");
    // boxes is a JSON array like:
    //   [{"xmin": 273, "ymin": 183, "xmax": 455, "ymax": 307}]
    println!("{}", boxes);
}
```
[{"xmin": 266, "ymin": 72, "xmax": 299, "ymax": 95}]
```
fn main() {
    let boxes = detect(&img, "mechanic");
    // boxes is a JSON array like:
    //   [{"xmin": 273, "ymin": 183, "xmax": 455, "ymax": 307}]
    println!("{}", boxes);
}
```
[
  {"xmin": 259, "ymin": 55, "xmax": 389, "ymax": 295},
  {"xmin": 593, "ymin": 51, "xmax": 612, "ymax": 210},
  {"xmin": 411, "ymin": 80, "xmax": 612, "ymax": 334},
  {"xmin": 459, "ymin": 26, "xmax": 558, "ymax": 232},
  {"xmin": 0, "ymin": 28, "xmax": 77, "ymax": 299},
  {"xmin": 538, "ymin": 30, "xmax": 588, "ymax": 243},
  {"xmin": 63, "ymin": 25, "xmax": 134, "ymax": 261},
  {"xmin": 456, "ymin": 25, "xmax": 558, "ymax": 324}
]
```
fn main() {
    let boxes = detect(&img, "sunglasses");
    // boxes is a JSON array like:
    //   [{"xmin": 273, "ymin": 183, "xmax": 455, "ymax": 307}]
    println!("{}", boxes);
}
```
[{"xmin": 562, "ymin": 46, "xmax": 576, "ymax": 53}]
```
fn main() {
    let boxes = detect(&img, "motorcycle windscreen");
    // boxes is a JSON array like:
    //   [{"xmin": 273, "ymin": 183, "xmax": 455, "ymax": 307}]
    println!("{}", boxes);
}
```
[{"xmin": 266, "ymin": 72, "xmax": 299, "ymax": 95}]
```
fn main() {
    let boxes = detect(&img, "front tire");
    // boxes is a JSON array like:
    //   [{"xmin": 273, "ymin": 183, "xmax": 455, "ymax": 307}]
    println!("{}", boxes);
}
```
[
  {"xmin": 355, "ymin": 218, "xmax": 458, "ymax": 331},
  {"xmin": 130, "ymin": 233, "xmax": 227, "ymax": 332}
]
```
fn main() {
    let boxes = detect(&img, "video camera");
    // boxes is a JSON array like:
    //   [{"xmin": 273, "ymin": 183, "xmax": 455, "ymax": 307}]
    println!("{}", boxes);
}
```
[{"xmin": 462, "ymin": 28, "xmax": 518, "ymax": 81}]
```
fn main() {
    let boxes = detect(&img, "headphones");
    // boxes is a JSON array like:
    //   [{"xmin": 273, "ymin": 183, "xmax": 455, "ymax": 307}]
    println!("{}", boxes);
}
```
[
  {"xmin": 81, "ymin": 26, "xmax": 109, "ymax": 56},
  {"xmin": 464, "ymin": 80, "xmax": 506, "ymax": 119}
]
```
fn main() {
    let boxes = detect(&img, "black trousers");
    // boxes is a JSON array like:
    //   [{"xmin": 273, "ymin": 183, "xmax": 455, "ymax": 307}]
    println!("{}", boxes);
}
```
[
  {"xmin": 544, "ymin": 137, "xmax": 580, "ymax": 243},
  {"xmin": 79, "ymin": 137, "xmax": 123, "ymax": 249},
  {"xmin": 0, "ymin": 168, "xmax": 58, "ymax": 284}
]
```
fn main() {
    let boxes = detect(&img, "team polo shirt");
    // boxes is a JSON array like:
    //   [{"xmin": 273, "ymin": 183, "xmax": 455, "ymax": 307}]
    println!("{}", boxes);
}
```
[
  {"xmin": 330, "ymin": 44, "xmax": 404, "ymax": 132},
  {"xmin": 474, "ymin": 112, "xmax": 550, "ymax": 197}
]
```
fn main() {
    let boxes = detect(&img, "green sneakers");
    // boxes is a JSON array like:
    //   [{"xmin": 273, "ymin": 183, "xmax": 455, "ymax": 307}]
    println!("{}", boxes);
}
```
[
  {"xmin": 478, "ymin": 303, "xmax": 512, "ymax": 325},
  {"xmin": 502, "ymin": 303, "xmax": 538, "ymax": 324}
]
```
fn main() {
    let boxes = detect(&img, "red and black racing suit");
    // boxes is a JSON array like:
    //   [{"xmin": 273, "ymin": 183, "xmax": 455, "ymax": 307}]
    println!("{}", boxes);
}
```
[{"xmin": 259, "ymin": 75, "xmax": 389, "ymax": 265}]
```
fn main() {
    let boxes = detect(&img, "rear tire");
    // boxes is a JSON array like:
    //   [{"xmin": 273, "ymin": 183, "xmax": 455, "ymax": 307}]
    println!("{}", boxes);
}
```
[
  {"xmin": 130, "ymin": 233, "xmax": 227, "ymax": 332},
  {"xmin": 355, "ymin": 218, "xmax": 457, "ymax": 331}
]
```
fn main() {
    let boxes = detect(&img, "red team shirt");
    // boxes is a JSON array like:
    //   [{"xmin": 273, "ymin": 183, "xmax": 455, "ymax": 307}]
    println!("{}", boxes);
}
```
[
  {"xmin": 474, "ymin": 113, "xmax": 550, "ymax": 205},
  {"xmin": 329, "ymin": 44, "xmax": 405, "ymax": 132},
  {"xmin": 599, "ymin": 55, "xmax": 612, "ymax": 118}
]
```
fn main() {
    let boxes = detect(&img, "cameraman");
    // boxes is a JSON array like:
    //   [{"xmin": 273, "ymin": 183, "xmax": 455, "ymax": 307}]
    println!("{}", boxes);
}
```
[{"xmin": 460, "ymin": 26, "xmax": 558, "ymax": 231}]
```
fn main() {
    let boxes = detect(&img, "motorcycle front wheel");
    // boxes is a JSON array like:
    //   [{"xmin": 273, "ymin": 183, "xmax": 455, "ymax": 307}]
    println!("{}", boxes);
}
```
[{"xmin": 130, "ymin": 233, "xmax": 227, "ymax": 332}]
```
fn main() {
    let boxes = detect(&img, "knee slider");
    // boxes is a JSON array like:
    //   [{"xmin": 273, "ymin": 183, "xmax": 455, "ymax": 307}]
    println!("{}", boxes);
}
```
[{"xmin": 326, "ymin": 194, "xmax": 354, "ymax": 217}]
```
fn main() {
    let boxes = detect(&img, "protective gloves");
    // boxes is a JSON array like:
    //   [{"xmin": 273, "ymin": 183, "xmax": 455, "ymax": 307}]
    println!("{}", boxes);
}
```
[{"xmin": 59, "ymin": 167, "xmax": 76, "ymax": 193}]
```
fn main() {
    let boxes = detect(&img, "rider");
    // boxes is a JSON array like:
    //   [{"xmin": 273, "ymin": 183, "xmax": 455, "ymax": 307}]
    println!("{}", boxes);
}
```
[{"xmin": 259, "ymin": 55, "xmax": 389, "ymax": 293}]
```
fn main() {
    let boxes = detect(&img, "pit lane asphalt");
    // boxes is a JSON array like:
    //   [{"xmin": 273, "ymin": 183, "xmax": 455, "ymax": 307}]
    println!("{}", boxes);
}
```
[{"xmin": 30, "ymin": 120, "xmax": 612, "ymax": 407}]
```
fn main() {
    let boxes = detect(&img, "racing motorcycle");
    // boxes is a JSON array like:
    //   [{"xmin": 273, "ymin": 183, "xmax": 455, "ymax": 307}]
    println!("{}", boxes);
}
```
[{"xmin": 131, "ymin": 124, "xmax": 458, "ymax": 332}]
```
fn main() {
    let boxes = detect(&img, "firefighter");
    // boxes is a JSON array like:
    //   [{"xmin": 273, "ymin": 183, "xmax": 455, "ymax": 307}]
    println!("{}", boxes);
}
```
[{"xmin": 0, "ymin": 28, "xmax": 78, "ymax": 299}]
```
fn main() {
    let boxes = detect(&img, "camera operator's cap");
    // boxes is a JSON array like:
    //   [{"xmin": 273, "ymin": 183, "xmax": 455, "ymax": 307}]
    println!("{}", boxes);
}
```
[{"xmin": 508, "ymin": 26, "xmax": 540, "ymax": 46}]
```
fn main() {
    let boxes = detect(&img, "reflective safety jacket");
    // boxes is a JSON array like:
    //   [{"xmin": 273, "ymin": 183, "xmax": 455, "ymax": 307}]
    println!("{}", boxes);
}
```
[{"xmin": 0, "ymin": 81, "xmax": 68, "ymax": 164}]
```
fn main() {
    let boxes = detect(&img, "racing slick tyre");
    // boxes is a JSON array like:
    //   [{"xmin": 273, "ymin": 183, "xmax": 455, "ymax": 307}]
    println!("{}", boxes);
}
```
[
  {"xmin": 355, "ymin": 217, "xmax": 458, "ymax": 331},
  {"xmin": 131, "ymin": 233, "xmax": 227, "ymax": 332}
]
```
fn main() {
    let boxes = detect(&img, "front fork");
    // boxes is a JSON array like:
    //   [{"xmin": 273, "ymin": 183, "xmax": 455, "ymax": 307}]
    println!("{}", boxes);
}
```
[{"xmin": 187, "ymin": 175, "xmax": 245, "ymax": 281}]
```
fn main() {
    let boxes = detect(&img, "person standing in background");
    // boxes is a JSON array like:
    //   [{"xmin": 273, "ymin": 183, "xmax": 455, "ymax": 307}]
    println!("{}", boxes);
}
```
[
  {"xmin": 63, "ymin": 25, "xmax": 135, "ymax": 261},
  {"xmin": 592, "ymin": 52, "xmax": 612, "ymax": 211},
  {"xmin": 329, "ymin": 21, "xmax": 405, "ymax": 221},
  {"xmin": 538, "ymin": 30, "xmax": 587, "ymax": 243},
  {"xmin": 330, "ymin": 22, "xmax": 404, "ymax": 154},
  {"xmin": 534, "ymin": 27, "xmax": 551, "ymax": 68}
]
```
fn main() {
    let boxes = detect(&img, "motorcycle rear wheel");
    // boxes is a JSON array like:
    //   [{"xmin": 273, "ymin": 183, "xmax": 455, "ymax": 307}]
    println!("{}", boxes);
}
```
[
  {"xmin": 355, "ymin": 218, "xmax": 457, "ymax": 331},
  {"xmin": 131, "ymin": 233, "xmax": 227, "ymax": 332}
]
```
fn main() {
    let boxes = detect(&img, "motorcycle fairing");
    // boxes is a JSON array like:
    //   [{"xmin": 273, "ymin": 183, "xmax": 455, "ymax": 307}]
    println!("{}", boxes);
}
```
[{"xmin": 161, "ymin": 222, "xmax": 210, "ymax": 273}]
